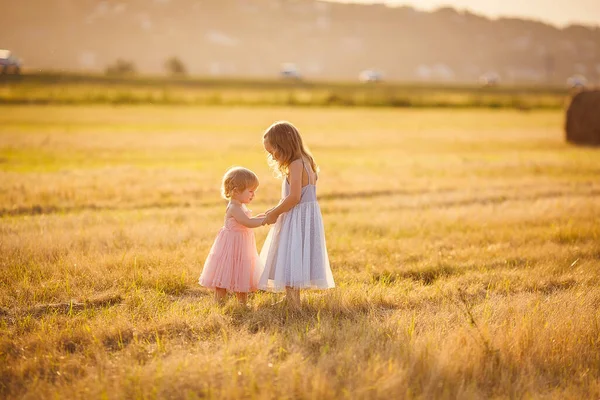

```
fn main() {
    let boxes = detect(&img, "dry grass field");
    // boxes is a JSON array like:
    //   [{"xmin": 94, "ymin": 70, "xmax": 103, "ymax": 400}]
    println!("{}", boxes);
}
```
[{"xmin": 1, "ymin": 105, "xmax": 599, "ymax": 399}]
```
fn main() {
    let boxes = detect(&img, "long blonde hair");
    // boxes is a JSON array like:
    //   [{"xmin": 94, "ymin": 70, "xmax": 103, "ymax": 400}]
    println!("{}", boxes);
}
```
[{"xmin": 263, "ymin": 121, "xmax": 318, "ymax": 178}]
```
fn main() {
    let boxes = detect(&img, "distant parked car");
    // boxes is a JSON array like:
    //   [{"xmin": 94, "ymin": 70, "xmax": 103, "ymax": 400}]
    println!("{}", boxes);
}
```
[
  {"xmin": 479, "ymin": 72, "xmax": 500, "ymax": 87},
  {"xmin": 280, "ymin": 63, "xmax": 301, "ymax": 80},
  {"xmin": 567, "ymin": 74, "xmax": 587, "ymax": 89},
  {"xmin": 0, "ymin": 49, "xmax": 22, "ymax": 74},
  {"xmin": 359, "ymin": 69, "xmax": 383, "ymax": 83}
]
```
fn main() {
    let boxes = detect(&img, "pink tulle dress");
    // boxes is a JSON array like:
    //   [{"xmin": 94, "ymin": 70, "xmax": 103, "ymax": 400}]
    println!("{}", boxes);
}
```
[{"xmin": 199, "ymin": 206, "xmax": 263, "ymax": 293}]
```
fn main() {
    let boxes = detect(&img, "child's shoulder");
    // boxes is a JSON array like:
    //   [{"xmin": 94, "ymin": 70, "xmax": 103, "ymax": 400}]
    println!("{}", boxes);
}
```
[
  {"xmin": 225, "ymin": 201, "xmax": 238, "ymax": 214},
  {"xmin": 288, "ymin": 158, "xmax": 305, "ymax": 172},
  {"xmin": 226, "ymin": 202, "xmax": 248, "ymax": 215}
]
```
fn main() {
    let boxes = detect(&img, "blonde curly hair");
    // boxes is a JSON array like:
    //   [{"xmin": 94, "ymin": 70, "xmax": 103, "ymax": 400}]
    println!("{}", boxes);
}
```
[{"xmin": 221, "ymin": 167, "xmax": 259, "ymax": 200}]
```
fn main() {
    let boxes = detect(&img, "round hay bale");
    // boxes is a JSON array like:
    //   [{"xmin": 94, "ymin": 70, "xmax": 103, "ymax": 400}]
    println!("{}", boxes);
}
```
[{"xmin": 565, "ymin": 90, "xmax": 600, "ymax": 146}]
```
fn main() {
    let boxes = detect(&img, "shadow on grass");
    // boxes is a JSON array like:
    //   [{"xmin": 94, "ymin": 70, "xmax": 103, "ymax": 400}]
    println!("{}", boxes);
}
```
[
  {"xmin": 372, "ymin": 263, "xmax": 460, "ymax": 286},
  {"xmin": 3, "ymin": 294, "xmax": 124, "ymax": 320},
  {"xmin": 211, "ymin": 288, "xmax": 401, "ymax": 337}
]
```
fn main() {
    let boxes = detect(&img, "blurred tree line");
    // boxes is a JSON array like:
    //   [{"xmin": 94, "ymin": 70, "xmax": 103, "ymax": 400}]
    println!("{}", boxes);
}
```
[{"xmin": 105, "ymin": 57, "xmax": 187, "ymax": 77}]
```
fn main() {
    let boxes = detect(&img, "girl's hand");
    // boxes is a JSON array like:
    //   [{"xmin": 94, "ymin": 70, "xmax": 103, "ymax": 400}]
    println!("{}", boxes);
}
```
[
  {"xmin": 256, "ymin": 213, "xmax": 268, "ymax": 225},
  {"xmin": 264, "ymin": 211, "xmax": 278, "ymax": 225}
]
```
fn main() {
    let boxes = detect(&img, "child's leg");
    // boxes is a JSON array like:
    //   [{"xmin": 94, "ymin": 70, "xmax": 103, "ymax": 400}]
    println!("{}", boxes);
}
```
[
  {"xmin": 215, "ymin": 287, "xmax": 227, "ymax": 303},
  {"xmin": 285, "ymin": 287, "xmax": 301, "ymax": 308},
  {"xmin": 235, "ymin": 292, "xmax": 248, "ymax": 305}
]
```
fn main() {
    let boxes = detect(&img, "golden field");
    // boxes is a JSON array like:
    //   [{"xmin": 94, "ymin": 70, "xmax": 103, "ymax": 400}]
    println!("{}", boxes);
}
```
[
  {"xmin": 0, "ymin": 105, "xmax": 599, "ymax": 399},
  {"xmin": 0, "ymin": 74, "xmax": 568, "ymax": 109}
]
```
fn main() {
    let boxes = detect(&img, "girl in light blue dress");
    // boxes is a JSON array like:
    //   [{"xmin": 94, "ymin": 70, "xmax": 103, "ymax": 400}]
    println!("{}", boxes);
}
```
[{"xmin": 259, "ymin": 121, "xmax": 335, "ymax": 307}]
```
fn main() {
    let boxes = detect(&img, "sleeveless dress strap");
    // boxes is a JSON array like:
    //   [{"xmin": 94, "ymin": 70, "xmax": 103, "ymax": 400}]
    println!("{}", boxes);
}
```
[{"xmin": 301, "ymin": 158, "xmax": 315, "ymax": 185}]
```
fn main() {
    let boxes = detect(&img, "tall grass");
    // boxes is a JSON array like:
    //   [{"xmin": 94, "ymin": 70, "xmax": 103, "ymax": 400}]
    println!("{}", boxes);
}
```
[{"xmin": 1, "ymin": 106, "xmax": 599, "ymax": 399}]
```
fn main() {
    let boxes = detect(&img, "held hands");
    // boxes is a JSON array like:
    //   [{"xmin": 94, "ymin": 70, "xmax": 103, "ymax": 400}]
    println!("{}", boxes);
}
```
[
  {"xmin": 255, "ymin": 207, "xmax": 278, "ymax": 226},
  {"xmin": 254, "ymin": 212, "xmax": 269, "ymax": 226},
  {"xmin": 263, "ymin": 211, "xmax": 278, "ymax": 225}
]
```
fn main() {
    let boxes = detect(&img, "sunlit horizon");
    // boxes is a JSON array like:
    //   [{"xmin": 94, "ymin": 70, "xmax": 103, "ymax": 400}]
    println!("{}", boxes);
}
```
[{"xmin": 325, "ymin": 0, "xmax": 600, "ymax": 27}]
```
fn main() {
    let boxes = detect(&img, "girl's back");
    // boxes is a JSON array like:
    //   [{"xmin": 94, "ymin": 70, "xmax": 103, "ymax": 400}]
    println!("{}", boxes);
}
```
[{"xmin": 281, "ymin": 157, "xmax": 317, "ymax": 203}]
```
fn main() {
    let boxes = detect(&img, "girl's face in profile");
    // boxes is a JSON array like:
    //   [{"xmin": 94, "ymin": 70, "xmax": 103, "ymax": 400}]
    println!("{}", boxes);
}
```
[
  {"xmin": 233, "ymin": 185, "xmax": 257, "ymax": 204},
  {"xmin": 263, "ymin": 138, "xmax": 278, "ymax": 161}
]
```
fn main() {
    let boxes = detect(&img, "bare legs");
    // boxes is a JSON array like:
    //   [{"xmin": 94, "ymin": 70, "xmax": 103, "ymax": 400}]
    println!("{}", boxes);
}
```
[
  {"xmin": 235, "ymin": 292, "xmax": 248, "ymax": 305},
  {"xmin": 215, "ymin": 287, "xmax": 300, "ymax": 308},
  {"xmin": 214, "ymin": 287, "xmax": 227, "ymax": 304},
  {"xmin": 214, "ymin": 287, "xmax": 248, "ymax": 306},
  {"xmin": 285, "ymin": 287, "xmax": 301, "ymax": 309}
]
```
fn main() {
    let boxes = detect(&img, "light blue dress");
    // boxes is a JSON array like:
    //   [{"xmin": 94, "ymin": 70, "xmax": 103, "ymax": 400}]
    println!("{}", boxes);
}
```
[{"xmin": 259, "ymin": 160, "xmax": 335, "ymax": 292}]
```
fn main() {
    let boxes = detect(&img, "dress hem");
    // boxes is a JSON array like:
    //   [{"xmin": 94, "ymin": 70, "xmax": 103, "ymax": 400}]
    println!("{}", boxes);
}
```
[{"xmin": 258, "ymin": 280, "xmax": 335, "ymax": 293}]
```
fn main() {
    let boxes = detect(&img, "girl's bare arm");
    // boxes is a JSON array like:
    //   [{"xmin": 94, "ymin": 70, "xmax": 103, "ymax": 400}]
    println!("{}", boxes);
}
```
[
  {"xmin": 264, "ymin": 159, "xmax": 303, "ymax": 223},
  {"xmin": 229, "ymin": 204, "xmax": 266, "ymax": 228}
]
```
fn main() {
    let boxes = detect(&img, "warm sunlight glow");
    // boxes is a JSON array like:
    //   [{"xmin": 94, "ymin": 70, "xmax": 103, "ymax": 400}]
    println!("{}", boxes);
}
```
[{"xmin": 326, "ymin": 0, "xmax": 600, "ymax": 27}]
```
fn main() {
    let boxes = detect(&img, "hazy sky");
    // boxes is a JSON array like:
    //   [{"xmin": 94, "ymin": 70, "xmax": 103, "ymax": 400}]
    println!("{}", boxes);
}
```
[{"xmin": 328, "ymin": 0, "xmax": 600, "ymax": 27}]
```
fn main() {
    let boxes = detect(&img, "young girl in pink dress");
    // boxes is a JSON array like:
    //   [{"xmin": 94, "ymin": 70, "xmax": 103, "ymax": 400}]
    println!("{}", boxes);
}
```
[{"xmin": 199, "ymin": 167, "xmax": 266, "ymax": 304}]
